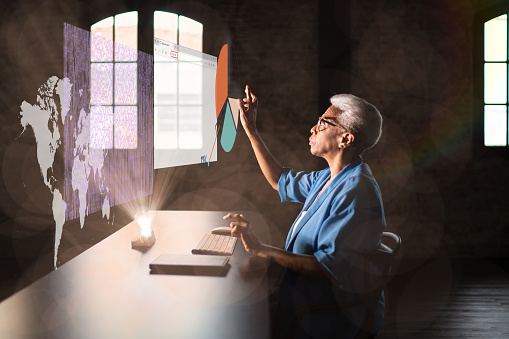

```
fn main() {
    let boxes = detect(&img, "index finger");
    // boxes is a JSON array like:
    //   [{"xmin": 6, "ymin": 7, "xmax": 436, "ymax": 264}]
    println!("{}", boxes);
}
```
[
  {"xmin": 245, "ymin": 85, "xmax": 252, "ymax": 105},
  {"xmin": 223, "ymin": 212, "xmax": 240, "ymax": 220},
  {"xmin": 223, "ymin": 213, "xmax": 246, "ymax": 223},
  {"xmin": 247, "ymin": 86, "xmax": 256, "ymax": 103}
]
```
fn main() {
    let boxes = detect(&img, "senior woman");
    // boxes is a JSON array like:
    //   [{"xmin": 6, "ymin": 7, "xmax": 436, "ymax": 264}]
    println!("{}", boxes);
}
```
[{"xmin": 224, "ymin": 86, "xmax": 386, "ymax": 338}]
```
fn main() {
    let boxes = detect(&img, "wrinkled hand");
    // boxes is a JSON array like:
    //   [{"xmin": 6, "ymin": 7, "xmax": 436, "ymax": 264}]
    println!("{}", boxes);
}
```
[
  {"xmin": 223, "ymin": 213, "xmax": 262, "ymax": 255},
  {"xmin": 238, "ymin": 85, "xmax": 258, "ymax": 135}
]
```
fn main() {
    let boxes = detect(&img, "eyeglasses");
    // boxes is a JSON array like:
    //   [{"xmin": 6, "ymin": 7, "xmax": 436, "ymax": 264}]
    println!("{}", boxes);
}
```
[{"xmin": 315, "ymin": 117, "xmax": 350, "ymax": 133}]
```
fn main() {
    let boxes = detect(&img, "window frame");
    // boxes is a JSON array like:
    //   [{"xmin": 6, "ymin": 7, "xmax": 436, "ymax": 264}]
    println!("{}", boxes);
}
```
[
  {"xmin": 90, "ymin": 12, "xmax": 139, "ymax": 150},
  {"xmin": 474, "ymin": 4, "xmax": 509, "ymax": 157},
  {"xmin": 153, "ymin": 12, "xmax": 204, "ymax": 151},
  {"xmin": 90, "ymin": 11, "xmax": 205, "ymax": 152}
]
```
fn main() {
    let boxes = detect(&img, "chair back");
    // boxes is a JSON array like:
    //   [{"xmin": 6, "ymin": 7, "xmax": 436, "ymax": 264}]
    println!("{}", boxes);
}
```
[
  {"xmin": 355, "ymin": 232, "xmax": 401, "ymax": 339},
  {"xmin": 285, "ymin": 232, "xmax": 402, "ymax": 339},
  {"xmin": 377, "ymin": 231, "xmax": 402, "ymax": 284}
]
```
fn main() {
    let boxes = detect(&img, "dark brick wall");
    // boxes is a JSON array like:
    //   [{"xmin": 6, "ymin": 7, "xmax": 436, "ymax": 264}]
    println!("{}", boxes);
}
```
[
  {"xmin": 348, "ymin": 0, "xmax": 509, "ymax": 271},
  {"xmin": 1, "ymin": 0, "xmax": 509, "ymax": 298}
]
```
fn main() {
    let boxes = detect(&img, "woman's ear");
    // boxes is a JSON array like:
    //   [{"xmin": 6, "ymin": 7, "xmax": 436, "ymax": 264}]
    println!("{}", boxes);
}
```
[{"xmin": 338, "ymin": 132, "xmax": 355, "ymax": 149}]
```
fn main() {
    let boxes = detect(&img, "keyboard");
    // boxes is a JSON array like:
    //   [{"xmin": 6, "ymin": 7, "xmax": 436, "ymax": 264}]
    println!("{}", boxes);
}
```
[{"xmin": 192, "ymin": 233, "xmax": 238, "ymax": 256}]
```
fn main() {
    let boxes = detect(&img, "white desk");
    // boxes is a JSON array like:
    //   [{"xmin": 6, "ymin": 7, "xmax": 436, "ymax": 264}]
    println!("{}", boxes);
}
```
[{"xmin": 0, "ymin": 211, "xmax": 271, "ymax": 339}]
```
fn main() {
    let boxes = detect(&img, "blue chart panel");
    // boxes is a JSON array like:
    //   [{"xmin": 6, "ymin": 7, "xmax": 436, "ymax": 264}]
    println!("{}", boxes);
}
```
[{"xmin": 220, "ymin": 100, "xmax": 237, "ymax": 152}]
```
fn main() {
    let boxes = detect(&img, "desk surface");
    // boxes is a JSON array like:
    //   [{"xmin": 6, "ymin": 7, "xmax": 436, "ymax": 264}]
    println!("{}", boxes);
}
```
[{"xmin": 0, "ymin": 211, "xmax": 271, "ymax": 339}]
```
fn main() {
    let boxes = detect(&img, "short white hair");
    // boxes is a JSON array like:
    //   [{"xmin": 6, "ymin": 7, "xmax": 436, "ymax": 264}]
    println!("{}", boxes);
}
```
[{"xmin": 330, "ymin": 94, "xmax": 382, "ymax": 153}]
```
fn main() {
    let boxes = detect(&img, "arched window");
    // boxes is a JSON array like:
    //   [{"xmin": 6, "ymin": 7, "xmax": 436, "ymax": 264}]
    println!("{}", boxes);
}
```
[
  {"xmin": 90, "ymin": 11, "xmax": 204, "ymax": 151},
  {"xmin": 483, "ymin": 14, "xmax": 508, "ymax": 147},
  {"xmin": 153, "ymin": 12, "xmax": 203, "ymax": 150},
  {"xmin": 90, "ymin": 12, "xmax": 138, "ymax": 150}
]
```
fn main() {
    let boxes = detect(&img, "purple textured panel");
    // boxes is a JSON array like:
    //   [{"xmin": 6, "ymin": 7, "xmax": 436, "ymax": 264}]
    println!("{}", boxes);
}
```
[
  {"xmin": 91, "ymin": 32, "xmax": 113, "ymax": 62},
  {"xmin": 90, "ymin": 106, "xmax": 113, "ymax": 149},
  {"xmin": 115, "ymin": 63, "xmax": 137, "ymax": 105},
  {"xmin": 63, "ymin": 23, "xmax": 153, "ymax": 222},
  {"xmin": 91, "ymin": 63, "xmax": 113, "ymax": 105},
  {"xmin": 115, "ymin": 40, "xmax": 137, "ymax": 62},
  {"xmin": 114, "ymin": 106, "xmax": 137, "ymax": 149}
]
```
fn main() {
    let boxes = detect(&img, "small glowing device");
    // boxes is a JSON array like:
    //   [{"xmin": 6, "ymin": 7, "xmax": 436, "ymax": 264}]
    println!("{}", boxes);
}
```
[{"xmin": 131, "ymin": 214, "xmax": 155, "ymax": 249}]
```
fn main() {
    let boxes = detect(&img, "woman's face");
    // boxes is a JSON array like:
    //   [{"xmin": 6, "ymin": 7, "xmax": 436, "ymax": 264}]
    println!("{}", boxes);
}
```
[{"xmin": 308, "ymin": 106, "xmax": 345, "ymax": 157}]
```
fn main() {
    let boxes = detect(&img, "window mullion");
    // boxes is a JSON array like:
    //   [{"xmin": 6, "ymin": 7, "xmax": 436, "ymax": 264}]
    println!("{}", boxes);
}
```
[
  {"xmin": 177, "ymin": 21, "xmax": 180, "ymax": 149},
  {"xmin": 112, "ymin": 16, "xmax": 116, "ymax": 149}
]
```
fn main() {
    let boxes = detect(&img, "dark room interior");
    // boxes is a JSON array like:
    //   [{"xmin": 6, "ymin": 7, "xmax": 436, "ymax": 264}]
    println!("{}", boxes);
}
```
[{"xmin": 1, "ymin": 0, "xmax": 508, "ymax": 337}]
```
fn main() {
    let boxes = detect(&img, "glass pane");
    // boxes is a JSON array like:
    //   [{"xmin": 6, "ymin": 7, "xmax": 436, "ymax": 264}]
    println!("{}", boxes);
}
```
[
  {"xmin": 115, "ymin": 63, "xmax": 137, "ymax": 105},
  {"xmin": 485, "ymin": 105, "xmax": 507, "ymax": 146},
  {"xmin": 485, "ymin": 63, "xmax": 507, "ymax": 103},
  {"xmin": 90, "ymin": 105, "xmax": 113, "ymax": 149},
  {"xmin": 178, "ymin": 45, "xmax": 202, "ymax": 62},
  {"xmin": 91, "ymin": 17, "xmax": 113, "ymax": 62},
  {"xmin": 154, "ymin": 11, "xmax": 178, "ymax": 44},
  {"xmin": 114, "ymin": 106, "xmax": 137, "ymax": 149},
  {"xmin": 115, "ymin": 11, "xmax": 138, "ymax": 61},
  {"xmin": 179, "ymin": 62, "xmax": 202, "ymax": 105},
  {"xmin": 154, "ymin": 106, "xmax": 177, "ymax": 149},
  {"xmin": 179, "ymin": 106, "xmax": 202, "ymax": 149},
  {"xmin": 91, "ymin": 63, "xmax": 113, "ymax": 105},
  {"xmin": 178, "ymin": 16, "xmax": 203, "ymax": 52},
  {"xmin": 154, "ymin": 62, "xmax": 177, "ymax": 105},
  {"xmin": 485, "ymin": 15, "xmax": 507, "ymax": 62}
]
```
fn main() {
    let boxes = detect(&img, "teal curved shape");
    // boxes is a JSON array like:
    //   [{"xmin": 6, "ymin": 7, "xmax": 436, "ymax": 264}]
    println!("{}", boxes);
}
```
[{"xmin": 220, "ymin": 100, "xmax": 237, "ymax": 152}]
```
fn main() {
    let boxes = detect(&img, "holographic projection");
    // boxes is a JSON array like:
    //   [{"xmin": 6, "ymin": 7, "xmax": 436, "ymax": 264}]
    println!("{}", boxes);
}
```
[
  {"xmin": 153, "ymin": 38, "xmax": 218, "ymax": 169},
  {"xmin": 215, "ymin": 44, "xmax": 242, "ymax": 155},
  {"xmin": 18, "ymin": 22, "xmax": 153, "ymax": 268},
  {"xmin": 17, "ymin": 17, "xmax": 240, "ymax": 268},
  {"xmin": 153, "ymin": 37, "xmax": 242, "ymax": 168},
  {"xmin": 63, "ymin": 21, "xmax": 153, "ymax": 231},
  {"xmin": 19, "ymin": 77, "xmax": 70, "ymax": 268}
]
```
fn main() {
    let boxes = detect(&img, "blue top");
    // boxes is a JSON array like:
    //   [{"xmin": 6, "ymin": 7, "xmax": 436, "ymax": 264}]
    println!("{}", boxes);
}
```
[{"xmin": 276, "ymin": 158, "xmax": 386, "ymax": 338}]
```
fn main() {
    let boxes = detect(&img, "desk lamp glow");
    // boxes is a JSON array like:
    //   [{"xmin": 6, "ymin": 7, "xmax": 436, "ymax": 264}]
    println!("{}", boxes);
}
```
[{"xmin": 131, "ymin": 214, "xmax": 155, "ymax": 248}]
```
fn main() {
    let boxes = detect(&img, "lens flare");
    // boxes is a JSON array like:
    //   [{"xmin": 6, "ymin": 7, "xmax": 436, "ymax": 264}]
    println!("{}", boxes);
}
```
[{"xmin": 137, "ymin": 215, "xmax": 152, "ymax": 237}]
